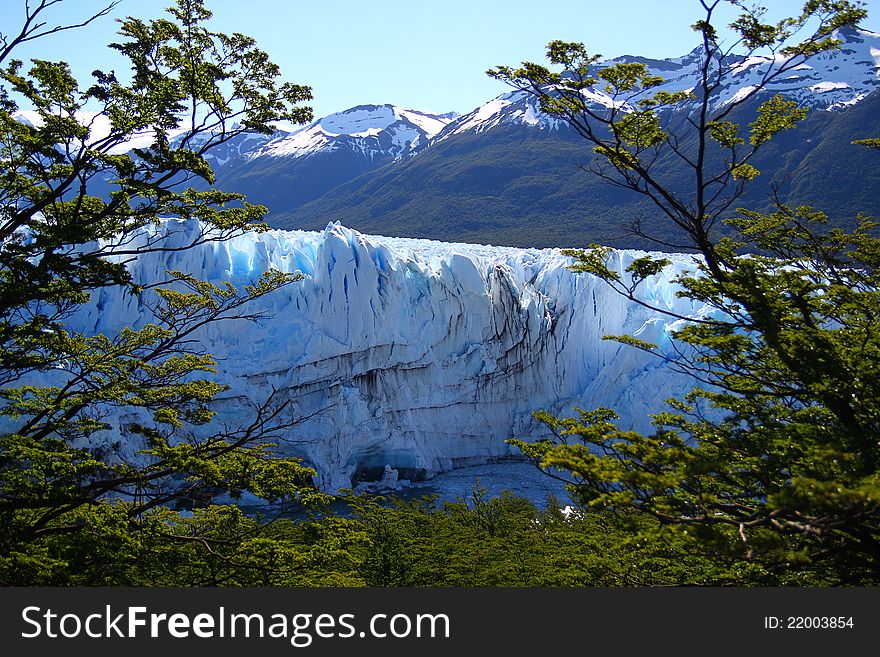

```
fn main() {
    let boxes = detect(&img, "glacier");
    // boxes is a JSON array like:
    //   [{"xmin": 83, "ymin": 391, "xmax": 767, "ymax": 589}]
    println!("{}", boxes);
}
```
[{"xmin": 63, "ymin": 220, "xmax": 708, "ymax": 493}]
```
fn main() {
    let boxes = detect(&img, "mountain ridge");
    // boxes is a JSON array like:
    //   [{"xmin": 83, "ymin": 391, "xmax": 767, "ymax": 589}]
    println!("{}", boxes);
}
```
[
  {"xmin": 20, "ymin": 28, "xmax": 877, "ymax": 250},
  {"xmin": 255, "ymin": 27, "xmax": 880, "ymax": 249}
]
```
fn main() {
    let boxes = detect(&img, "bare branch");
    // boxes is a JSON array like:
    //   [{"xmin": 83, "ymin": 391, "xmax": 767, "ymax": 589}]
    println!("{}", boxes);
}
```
[{"xmin": 0, "ymin": 0, "xmax": 120, "ymax": 65}]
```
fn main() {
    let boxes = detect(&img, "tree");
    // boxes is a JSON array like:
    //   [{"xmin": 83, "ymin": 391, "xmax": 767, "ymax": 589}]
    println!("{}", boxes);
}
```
[
  {"xmin": 0, "ymin": 0, "xmax": 324, "ymax": 583},
  {"xmin": 491, "ymin": 0, "xmax": 880, "ymax": 579}
]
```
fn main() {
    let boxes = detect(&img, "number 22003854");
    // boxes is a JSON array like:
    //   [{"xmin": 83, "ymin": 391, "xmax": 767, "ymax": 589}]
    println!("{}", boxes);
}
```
[{"xmin": 763, "ymin": 617, "xmax": 854, "ymax": 629}]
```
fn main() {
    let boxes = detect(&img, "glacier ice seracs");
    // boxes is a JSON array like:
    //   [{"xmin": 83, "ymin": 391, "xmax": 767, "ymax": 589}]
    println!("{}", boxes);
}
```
[{"xmin": 64, "ymin": 220, "xmax": 709, "ymax": 492}]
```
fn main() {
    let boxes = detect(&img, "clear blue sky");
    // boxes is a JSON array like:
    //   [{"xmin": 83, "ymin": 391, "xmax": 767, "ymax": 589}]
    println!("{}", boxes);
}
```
[{"xmin": 2, "ymin": 0, "xmax": 877, "ymax": 118}]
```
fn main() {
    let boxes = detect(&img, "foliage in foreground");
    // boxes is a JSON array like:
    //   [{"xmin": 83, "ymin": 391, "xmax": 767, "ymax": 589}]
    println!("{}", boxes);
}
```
[
  {"xmin": 493, "ymin": 0, "xmax": 880, "ymax": 578},
  {"xmin": 0, "ymin": 0, "xmax": 324, "ymax": 566},
  {"xmin": 3, "ymin": 0, "xmax": 878, "ymax": 588},
  {"xmin": 2, "ymin": 487, "xmax": 866, "ymax": 587}
]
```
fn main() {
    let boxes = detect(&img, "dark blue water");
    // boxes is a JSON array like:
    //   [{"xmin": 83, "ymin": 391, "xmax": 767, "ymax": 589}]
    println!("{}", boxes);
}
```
[
  {"xmin": 398, "ymin": 461, "xmax": 573, "ymax": 506},
  {"xmin": 237, "ymin": 460, "xmax": 575, "ymax": 519}
]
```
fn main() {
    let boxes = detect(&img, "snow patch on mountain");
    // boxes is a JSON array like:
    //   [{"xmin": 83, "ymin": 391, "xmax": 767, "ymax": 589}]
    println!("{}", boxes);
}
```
[
  {"xmin": 719, "ymin": 84, "xmax": 759, "ymax": 107},
  {"xmin": 396, "ymin": 108, "xmax": 450, "ymax": 137},
  {"xmin": 810, "ymin": 81, "xmax": 851, "ymax": 93},
  {"xmin": 434, "ymin": 91, "xmax": 565, "ymax": 143}
]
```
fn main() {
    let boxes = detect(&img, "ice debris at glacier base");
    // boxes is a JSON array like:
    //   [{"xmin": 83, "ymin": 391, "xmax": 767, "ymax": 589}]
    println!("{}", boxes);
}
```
[{"xmin": 66, "ymin": 219, "xmax": 710, "ymax": 492}]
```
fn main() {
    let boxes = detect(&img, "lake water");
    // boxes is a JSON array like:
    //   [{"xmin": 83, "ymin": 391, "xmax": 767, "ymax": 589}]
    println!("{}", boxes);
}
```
[
  {"xmin": 395, "ymin": 460, "xmax": 574, "ymax": 506},
  {"xmin": 236, "ymin": 460, "xmax": 575, "ymax": 519}
]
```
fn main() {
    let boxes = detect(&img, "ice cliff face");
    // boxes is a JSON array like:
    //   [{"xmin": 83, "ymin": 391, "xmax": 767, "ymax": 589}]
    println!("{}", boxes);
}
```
[{"xmin": 69, "ymin": 221, "xmax": 706, "ymax": 492}]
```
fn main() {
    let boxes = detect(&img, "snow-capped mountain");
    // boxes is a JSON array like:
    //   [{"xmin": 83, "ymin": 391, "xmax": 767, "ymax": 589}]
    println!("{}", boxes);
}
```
[
  {"xmin": 18, "ymin": 27, "xmax": 877, "ymax": 250},
  {"xmin": 54, "ymin": 220, "xmax": 702, "ymax": 492},
  {"xmin": 170, "ymin": 128, "xmax": 285, "ymax": 167},
  {"xmin": 437, "ymin": 27, "xmax": 880, "ymax": 141},
  {"xmin": 278, "ymin": 27, "xmax": 880, "ymax": 248},
  {"xmin": 714, "ymin": 27, "xmax": 880, "ymax": 110},
  {"xmin": 205, "ymin": 104, "xmax": 455, "ymax": 222},
  {"xmin": 17, "ymin": 102, "xmax": 452, "ymax": 171},
  {"xmin": 615, "ymin": 26, "xmax": 880, "ymax": 111},
  {"xmin": 251, "ymin": 104, "xmax": 452, "ymax": 161}
]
